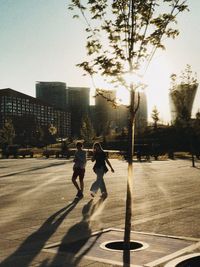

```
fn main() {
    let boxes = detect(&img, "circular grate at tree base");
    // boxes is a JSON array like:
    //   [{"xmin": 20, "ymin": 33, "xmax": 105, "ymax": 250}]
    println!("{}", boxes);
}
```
[
  {"xmin": 176, "ymin": 256, "xmax": 200, "ymax": 267},
  {"xmin": 165, "ymin": 254, "xmax": 200, "ymax": 267},
  {"xmin": 100, "ymin": 240, "xmax": 148, "ymax": 252}
]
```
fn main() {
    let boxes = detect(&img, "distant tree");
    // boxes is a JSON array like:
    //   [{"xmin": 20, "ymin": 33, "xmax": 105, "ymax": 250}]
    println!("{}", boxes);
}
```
[
  {"xmin": 170, "ymin": 64, "xmax": 197, "ymax": 87},
  {"xmin": 48, "ymin": 124, "xmax": 57, "ymax": 136},
  {"xmin": 48, "ymin": 124, "xmax": 57, "ymax": 145},
  {"xmin": 80, "ymin": 115, "xmax": 95, "ymax": 144},
  {"xmin": 69, "ymin": 0, "xmax": 189, "ymax": 256},
  {"xmin": 151, "ymin": 106, "xmax": 160, "ymax": 130},
  {"xmin": 0, "ymin": 119, "xmax": 15, "ymax": 146}
]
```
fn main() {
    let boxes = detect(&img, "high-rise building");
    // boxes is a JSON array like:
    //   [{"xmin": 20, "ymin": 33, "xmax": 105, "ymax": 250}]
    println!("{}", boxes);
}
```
[
  {"xmin": 92, "ymin": 89, "xmax": 148, "ymax": 136},
  {"xmin": 94, "ymin": 89, "xmax": 116, "ymax": 135},
  {"xmin": 67, "ymin": 86, "xmax": 90, "ymax": 137},
  {"xmin": 68, "ymin": 86, "xmax": 90, "ymax": 110},
  {"xmin": 0, "ymin": 88, "xmax": 71, "ymax": 138},
  {"xmin": 36, "ymin": 81, "xmax": 68, "ymax": 110},
  {"xmin": 169, "ymin": 83, "xmax": 198, "ymax": 123},
  {"xmin": 115, "ymin": 104, "xmax": 129, "ymax": 132},
  {"xmin": 135, "ymin": 91, "xmax": 148, "ymax": 134}
]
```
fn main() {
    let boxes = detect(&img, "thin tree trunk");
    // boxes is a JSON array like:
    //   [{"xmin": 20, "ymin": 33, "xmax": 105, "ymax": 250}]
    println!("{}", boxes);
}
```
[{"xmin": 123, "ymin": 89, "xmax": 135, "ymax": 266}]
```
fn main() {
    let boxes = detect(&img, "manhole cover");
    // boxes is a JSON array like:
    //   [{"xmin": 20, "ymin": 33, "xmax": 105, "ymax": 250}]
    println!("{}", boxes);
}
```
[{"xmin": 100, "ymin": 240, "xmax": 149, "ymax": 252}]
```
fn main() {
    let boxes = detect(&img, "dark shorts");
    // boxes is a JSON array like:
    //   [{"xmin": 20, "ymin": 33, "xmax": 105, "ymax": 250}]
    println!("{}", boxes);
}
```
[{"xmin": 72, "ymin": 167, "xmax": 85, "ymax": 181}]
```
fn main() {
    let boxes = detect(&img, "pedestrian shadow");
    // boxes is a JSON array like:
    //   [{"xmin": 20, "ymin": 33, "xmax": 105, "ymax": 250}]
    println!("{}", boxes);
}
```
[
  {"xmin": 39, "ymin": 198, "xmax": 106, "ymax": 267},
  {"xmin": 0, "ymin": 198, "xmax": 80, "ymax": 267},
  {"xmin": 0, "ymin": 161, "xmax": 67, "ymax": 178}
]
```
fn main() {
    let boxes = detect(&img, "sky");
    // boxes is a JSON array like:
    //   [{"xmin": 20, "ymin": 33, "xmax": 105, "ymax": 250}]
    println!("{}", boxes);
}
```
[{"xmin": 0, "ymin": 0, "xmax": 199, "ymax": 123}]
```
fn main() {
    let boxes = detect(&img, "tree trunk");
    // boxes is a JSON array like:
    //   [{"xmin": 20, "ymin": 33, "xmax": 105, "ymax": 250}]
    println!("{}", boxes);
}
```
[{"xmin": 123, "ymin": 88, "xmax": 135, "ymax": 266}]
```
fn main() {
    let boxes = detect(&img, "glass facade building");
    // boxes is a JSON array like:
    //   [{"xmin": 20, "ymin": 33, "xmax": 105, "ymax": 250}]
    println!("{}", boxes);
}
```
[
  {"xmin": 36, "ymin": 82, "xmax": 68, "ymax": 110},
  {"xmin": 0, "ymin": 88, "xmax": 71, "ymax": 137}
]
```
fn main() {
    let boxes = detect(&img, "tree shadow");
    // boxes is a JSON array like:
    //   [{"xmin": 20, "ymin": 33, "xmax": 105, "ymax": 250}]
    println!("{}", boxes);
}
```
[
  {"xmin": 0, "ymin": 198, "xmax": 80, "ymax": 267},
  {"xmin": 40, "ymin": 198, "xmax": 106, "ymax": 267}
]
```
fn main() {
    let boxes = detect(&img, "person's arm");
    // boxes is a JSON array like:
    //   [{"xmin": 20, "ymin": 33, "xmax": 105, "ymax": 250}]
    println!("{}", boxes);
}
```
[{"xmin": 105, "ymin": 158, "xmax": 114, "ymax": 172}]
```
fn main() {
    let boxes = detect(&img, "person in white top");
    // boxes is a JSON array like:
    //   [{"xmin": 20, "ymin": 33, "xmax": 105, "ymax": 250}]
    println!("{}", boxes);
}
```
[{"xmin": 72, "ymin": 142, "xmax": 87, "ymax": 198}]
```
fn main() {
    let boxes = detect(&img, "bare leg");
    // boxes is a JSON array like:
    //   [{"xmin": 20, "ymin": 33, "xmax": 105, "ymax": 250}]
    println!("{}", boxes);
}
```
[
  {"xmin": 72, "ymin": 175, "xmax": 80, "ymax": 191},
  {"xmin": 79, "ymin": 178, "xmax": 84, "ymax": 192}
]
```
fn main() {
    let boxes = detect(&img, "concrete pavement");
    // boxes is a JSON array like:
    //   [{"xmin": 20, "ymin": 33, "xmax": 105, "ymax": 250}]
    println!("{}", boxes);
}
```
[{"xmin": 0, "ymin": 157, "xmax": 200, "ymax": 267}]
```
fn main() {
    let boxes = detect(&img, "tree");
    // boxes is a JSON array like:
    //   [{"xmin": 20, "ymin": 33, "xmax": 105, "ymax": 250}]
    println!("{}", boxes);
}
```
[
  {"xmin": 151, "ymin": 106, "xmax": 160, "ymax": 130},
  {"xmin": 47, "ymin": 124, "xmax": 57, "ymax": 146},
  {"xmin": 80, "ymin": 115, "xmax": 95, "ymax": 144},
  {"xmin": 0, "ymin": 119, "xmax": 15, "ymax": 146},
  {"xmin": 69, "ymin": 0, "xmax": 188, "ymax": 261}
]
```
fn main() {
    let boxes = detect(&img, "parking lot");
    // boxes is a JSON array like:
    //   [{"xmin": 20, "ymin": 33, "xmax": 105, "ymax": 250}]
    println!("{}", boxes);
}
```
[{"xmin": 1, "ymin": 158, "xmax": 200, "ymax": 266}]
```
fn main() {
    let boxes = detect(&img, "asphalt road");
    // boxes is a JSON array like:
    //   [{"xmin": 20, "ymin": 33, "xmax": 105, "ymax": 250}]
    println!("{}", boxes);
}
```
[{"xmin": 1, "ymin": 157, "xmax": 200, "ymax": 267}]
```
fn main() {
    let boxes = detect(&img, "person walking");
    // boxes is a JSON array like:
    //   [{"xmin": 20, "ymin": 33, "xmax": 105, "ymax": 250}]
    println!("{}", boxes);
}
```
[
  {"xmin": 72, "ymin": 142, "xmax": 87, "ymax": 199},
  {"xmin": 90, "ymin": 142, "xmax": 114, "ymax": 198}
]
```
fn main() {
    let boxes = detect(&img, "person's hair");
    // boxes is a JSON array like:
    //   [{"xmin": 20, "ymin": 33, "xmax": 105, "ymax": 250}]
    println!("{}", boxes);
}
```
[
  {"xmin": 76, "ymin": 141, "xmax": 83, "ymax": 148},
  {"xmin": 93, "ymin": 142, "xmax": 103, "ymax": 151}
]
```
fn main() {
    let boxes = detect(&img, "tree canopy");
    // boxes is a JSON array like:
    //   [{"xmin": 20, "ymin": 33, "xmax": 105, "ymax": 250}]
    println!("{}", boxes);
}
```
[{"xmin": 69, "ymin": 0, "xmax": 188, "ymax": 92}]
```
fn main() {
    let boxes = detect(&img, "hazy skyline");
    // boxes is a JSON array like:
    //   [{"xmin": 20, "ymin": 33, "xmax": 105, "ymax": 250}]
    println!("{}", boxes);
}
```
[{"xmin": 0, "ymin": 0, "xmax": 199, "ymax": 123}]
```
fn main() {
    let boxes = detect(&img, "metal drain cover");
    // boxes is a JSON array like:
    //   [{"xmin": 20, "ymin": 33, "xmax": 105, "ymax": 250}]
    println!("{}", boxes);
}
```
[
  {"xmin": 100, "ymin": 240, "xmax": 149, "ymax": 252},
  {"xmin": 165, "ymin": 253, "xmax": 200, "ymax": 267},
  {"xmin": 176, "ymin": 256, "xmax": 200, "ymax": 267}
]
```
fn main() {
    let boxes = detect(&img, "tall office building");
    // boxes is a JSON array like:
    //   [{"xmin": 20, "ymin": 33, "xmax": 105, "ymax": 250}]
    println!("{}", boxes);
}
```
[
  {"xmin": 94, "ymin": 89, "xmax": 117, "ymax": 135},
  {"xmin": 135, "ymin": 91, "xmax": 148, "ymax": 134},
  {"xmin": 169, "ymin": 83, "xmax": 198, "ymax": 123},
  {"xmin": 115, "ymin": 104, "xmax": 129, "ymax": 132},
  {"xmin": 36, "ymin": 82, "xmax": 68, "ymax": 110},
  {"xmin": 67, "ymin": 86, "xmax": 90, "ymax": 137},
  {"xmin": 93, "ymin": 89, "xmax": 148, "ymax": 136}
]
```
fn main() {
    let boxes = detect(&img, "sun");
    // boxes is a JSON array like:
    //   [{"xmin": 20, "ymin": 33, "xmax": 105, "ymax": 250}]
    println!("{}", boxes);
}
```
[
  {"xmin": 89, "ymin": 58, "xmax": 172, "ymax": 123},
  {"xmin": 116, "ymin": 88, "xmax": 130, "ymax": 105}
]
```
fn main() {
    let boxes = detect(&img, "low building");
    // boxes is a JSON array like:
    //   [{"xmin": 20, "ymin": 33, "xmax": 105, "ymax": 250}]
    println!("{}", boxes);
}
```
[{"xmin": 0, "ymin": 88, "xmax": 71, "ymax": 138}]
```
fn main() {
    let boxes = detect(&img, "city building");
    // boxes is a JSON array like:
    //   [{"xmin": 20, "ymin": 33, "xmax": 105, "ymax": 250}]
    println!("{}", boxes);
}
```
[
  {"xmin": 36, "ymin": 81, "xmax": 68, "ymax": 110},
  {"xmin": 135, "ymin": 91, "xmax": 148, "ymax": 134},
  {"xmin": 94, "ymin": 89, "xmax": 117, "ymax": 136},
  {"xmin": 0, "ymin": 88, "xmax": 71, "ymax": 138},
  {"xmin": 169, "ymin": 83, "xmax": 198, "ymax": 123},
  {"xmin": 67, "ymin": 86, "xmax": 90, "ymax": 137},
  {"xmin": 92, "ymin": 88, "xmax": 148, "ymax": 136},
  {"xmin": 114, "ymin": 104, "xmax": 129, "ymax": 133}
]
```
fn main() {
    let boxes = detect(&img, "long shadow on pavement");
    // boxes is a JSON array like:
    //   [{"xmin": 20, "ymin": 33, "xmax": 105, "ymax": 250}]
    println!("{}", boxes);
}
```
[
  {"xmin": 39, "ymin": 198, "xmax": 105, "ymax": 267},
  {"xmin": 0, "ymin": 198, "xmax": 80, "ymax": 267},
  {"xmin": 0, "ymin": 161, "xmax": 67, "ymax": 178}
]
